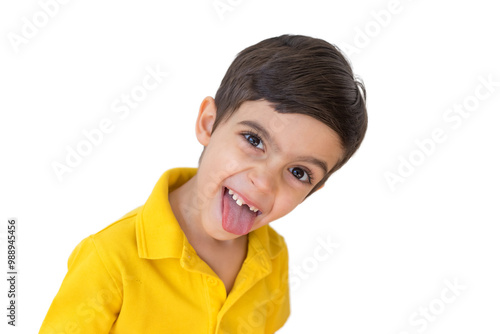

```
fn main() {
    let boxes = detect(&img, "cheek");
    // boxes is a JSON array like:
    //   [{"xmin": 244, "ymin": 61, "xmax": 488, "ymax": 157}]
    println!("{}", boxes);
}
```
[
  {"xmin": 273, "ymin": 194, "xmax": 302, "ymax": 217},
  {"xmin": 214, "ymin": 140, "xmax": 253, "ymax": 172},
  {"xmin": 235, "ymin": 140, "xmax": 254, "ymax": 160},
  {"xmin": 201, "ymin": 146, "xmax": 247, "ymax": 185}
]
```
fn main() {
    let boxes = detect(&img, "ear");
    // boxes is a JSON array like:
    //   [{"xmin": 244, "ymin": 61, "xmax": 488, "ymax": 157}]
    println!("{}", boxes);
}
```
[{"xmin": 195, "ymin": 96, "xmax": 217, "ymax": 146}]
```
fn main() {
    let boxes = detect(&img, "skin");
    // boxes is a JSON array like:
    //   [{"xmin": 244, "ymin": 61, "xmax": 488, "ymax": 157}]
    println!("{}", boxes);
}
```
[{"xmin": 168, "ymin": 96, "xmax": 344, "ymax": 294}]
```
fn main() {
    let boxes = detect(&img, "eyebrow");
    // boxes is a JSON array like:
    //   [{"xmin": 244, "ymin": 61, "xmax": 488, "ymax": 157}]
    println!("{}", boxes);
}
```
[{"xmin": 237, "ymin": 120, "xmax": 330, "ymax": 176}]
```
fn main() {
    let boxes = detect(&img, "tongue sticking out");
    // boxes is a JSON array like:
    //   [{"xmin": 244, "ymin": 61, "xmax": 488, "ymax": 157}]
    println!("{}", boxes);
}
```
[{"xmin": 222, "ymin": 187, "xmax": 257, "ymax": 235}]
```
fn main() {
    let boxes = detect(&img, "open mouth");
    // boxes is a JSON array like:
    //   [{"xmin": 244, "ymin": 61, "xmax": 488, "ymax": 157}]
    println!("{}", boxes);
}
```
[{"xmin": 221, "ymin": 186, "xmax": 261, "ymax": 235}]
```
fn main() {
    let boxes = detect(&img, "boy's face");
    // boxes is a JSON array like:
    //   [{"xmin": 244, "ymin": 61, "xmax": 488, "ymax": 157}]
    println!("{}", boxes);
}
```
[{"xmin": 192, "ymin": 97, "xmax": 344, "ymax": 241}]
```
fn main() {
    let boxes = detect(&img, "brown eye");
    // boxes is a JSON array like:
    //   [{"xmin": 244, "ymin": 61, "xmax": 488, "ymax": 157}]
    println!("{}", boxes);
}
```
[
  {"xmin": 243, "ymin": 133, "xmax": 264, "ymax": 149},
  {"xmin": 288, "ymin": 167, "xmax": 313, "ymax": 184}
]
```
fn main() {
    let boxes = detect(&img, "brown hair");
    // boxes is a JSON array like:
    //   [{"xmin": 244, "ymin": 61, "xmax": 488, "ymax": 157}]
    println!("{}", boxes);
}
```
[{"xmin": 199, "ymin": 34, "xmax": 368, "ymax": 198}]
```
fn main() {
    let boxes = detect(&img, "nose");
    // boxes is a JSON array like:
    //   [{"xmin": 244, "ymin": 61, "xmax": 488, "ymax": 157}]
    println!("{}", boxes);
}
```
[{"xmin": 247, "ymin": 165, "xmax": 275, "ymax": 194}]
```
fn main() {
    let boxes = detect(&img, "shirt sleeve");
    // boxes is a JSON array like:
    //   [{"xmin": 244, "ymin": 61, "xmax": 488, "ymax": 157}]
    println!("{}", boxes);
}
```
[{"xmin": 39, "ymin": 236, "xmax": 123, "ymax": 333}]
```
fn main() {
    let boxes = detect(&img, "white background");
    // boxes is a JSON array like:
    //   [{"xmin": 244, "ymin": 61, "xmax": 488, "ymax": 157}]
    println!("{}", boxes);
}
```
[{"xmin": 1, "ymin": 0, "xmax": 499, "ymax": 333}]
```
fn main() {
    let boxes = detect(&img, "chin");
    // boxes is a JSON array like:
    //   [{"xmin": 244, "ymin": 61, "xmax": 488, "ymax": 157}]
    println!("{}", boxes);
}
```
[{"xmin": 210, "ymin": 227, "xmax": 244, "ymax": 241}]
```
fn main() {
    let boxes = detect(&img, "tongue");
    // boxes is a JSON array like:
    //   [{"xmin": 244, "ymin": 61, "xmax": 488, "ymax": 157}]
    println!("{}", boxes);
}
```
[{"xmin": 222, "ymin": 187, "xmax": 257, "ymax": 235}]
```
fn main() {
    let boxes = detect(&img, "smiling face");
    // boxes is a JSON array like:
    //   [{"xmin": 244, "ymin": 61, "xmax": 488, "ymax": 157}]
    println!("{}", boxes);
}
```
[{"xmin": 173, "ymin": 97, "xmax": 344, "ymax": 242}]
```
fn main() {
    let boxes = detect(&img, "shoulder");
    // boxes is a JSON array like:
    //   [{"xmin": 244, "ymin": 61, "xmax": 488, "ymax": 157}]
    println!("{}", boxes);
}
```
[
  {"xmin": 92, "ymin": 206, "xmax": 141, "ymax": 244},
  {"xmin": 77, "ymin": 206, "xmax": 143, "ymax": 268}
]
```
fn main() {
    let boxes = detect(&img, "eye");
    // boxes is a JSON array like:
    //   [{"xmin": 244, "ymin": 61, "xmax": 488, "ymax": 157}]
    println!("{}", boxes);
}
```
[
  {"xmin": 243, "ymin": 132, "xmax": 264, "ymax": 150},
  {"xmin": 288, "ymin": 167, "xmax": 314, "ymax": 184}
]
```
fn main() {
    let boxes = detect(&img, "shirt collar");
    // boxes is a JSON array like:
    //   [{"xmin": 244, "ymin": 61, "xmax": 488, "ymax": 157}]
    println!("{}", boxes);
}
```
[{"xmin": 135, "ymin": 167, "xmax": 284, "ymax": 260}]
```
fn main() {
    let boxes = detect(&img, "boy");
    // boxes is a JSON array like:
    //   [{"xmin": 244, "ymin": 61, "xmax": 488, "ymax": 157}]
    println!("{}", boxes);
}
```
[{"xmin": 40, "ymin": 34, "xmax": 367, "ymax": 333}]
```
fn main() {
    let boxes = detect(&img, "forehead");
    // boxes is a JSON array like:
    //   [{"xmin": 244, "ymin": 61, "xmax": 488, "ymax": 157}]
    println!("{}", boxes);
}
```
[{"xmin": 227, "ymin": 100, "xmax": 344, "ymax": 171}]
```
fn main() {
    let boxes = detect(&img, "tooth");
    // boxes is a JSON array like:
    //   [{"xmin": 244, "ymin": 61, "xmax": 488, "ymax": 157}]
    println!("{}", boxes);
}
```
[
  {"xmin": 248, "ymin": 205, "xmax": 258, "ymax": 212},
  {"xmin": 228, "ymin": 189, "xmax": 259, "ymax": 212}
]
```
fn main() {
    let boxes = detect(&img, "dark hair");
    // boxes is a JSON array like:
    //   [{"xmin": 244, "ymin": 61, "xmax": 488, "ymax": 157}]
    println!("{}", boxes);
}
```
[{"xmin": 199, "ymin": 34, "xmax": 367, "ymax": 198}]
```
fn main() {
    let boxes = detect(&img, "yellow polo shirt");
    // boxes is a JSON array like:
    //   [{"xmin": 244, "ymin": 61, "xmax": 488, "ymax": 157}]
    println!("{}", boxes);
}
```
[{"xmin": 40, "ymin": 167, "xmax": 290, "ymax": 333}]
